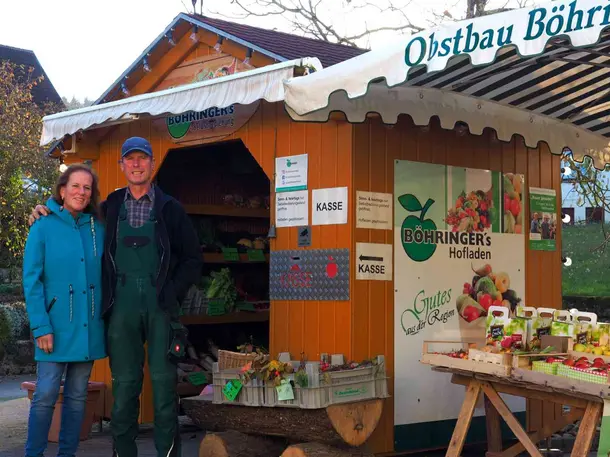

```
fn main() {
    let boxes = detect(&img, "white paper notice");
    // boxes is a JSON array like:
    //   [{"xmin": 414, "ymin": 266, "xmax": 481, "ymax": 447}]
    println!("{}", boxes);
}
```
[
  {"xmin": 312, "ymin": 187, "xmax": 348, "ymax": 225},
  {"xmin": 276, "ymin": 154, "xmax": 308, "ymax": 192},
  {"xmin": 356, "ymin": 243, "xmax": 393, "ymax": 281},
  {"xmin": 276, "ymin": 191, "xmax": 308, "ymax": 227},
  {"xmin": 356, "ymin": 191, "xmax": 392, "ymax": 230}
]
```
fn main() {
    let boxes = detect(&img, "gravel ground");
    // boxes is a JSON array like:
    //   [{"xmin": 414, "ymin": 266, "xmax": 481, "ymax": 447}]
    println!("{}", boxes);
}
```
[{"xmin": 0, "ymin": 376, "xmax": 599, "ymax": 457}]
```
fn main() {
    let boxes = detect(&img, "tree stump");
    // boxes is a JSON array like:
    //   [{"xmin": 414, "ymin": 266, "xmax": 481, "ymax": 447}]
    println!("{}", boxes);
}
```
[
  {"xmin": 199, "ymin": 430, "xmax": 287, "ymax": 457},
  {"xmin": 326, "ymin": 399, "xmax": 383, "ymax": 446},
  {"xmin": 281, "ymin": 442, "xmax": 373, "ymax": 457}
]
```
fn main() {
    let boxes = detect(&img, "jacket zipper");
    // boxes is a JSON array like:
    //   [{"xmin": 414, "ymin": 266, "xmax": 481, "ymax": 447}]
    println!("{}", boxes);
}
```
[
  {"xmin": 69, "ymin": 284, "xmax": 74, "ymax": 322},
  {"xmin": 90, "ymin": 284, "xmax": 95, "ymax": 319},
  {"xmin": 90, "ymin": 216, "xmax": 97, "ymax": 257}
]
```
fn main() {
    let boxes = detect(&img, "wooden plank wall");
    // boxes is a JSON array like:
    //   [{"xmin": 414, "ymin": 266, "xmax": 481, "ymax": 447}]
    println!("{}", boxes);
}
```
[
  {"xmin": 88, "ymin": 101, "xmax": 355, "ymax": 422},
  {"xmin": 352, "ymin": 115, "xmax": 564, "ymax": 454}
]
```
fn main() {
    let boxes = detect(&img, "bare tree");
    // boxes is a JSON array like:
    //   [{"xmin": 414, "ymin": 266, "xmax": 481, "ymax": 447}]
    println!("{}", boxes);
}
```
[{"xmin": 191, "ymin": 0, "xmax": 533, "ymax": 48}]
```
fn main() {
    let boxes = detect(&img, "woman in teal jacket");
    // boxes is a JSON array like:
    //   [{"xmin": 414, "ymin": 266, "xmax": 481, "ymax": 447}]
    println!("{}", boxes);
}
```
[{"xmin": 22, "ymin": 164, "xmax": 105, "ymax": 457}]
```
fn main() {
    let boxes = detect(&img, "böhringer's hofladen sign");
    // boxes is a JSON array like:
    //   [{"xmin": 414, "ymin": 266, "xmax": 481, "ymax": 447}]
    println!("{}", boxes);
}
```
[{"xmin": 393, "ymin": 160, "xmax": 526, "ymax": 434}]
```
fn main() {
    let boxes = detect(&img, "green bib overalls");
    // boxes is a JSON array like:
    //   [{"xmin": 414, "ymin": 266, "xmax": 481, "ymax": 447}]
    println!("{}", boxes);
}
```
[{"xmin": 107, "ymin": 205, "xmax": 180, "ymax": 457}]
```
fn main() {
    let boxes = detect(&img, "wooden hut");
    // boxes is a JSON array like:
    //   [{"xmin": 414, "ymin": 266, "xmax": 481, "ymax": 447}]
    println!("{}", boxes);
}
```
[{"xmin": 40, "ymin": 4, "xmax": 610, "ymax": 454}]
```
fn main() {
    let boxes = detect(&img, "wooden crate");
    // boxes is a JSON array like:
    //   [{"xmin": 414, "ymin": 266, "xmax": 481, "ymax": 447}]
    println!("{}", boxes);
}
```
[
  {"xmin": 512, "ymin": 367, "xmax": 610, "ymax": 399},
  {"xmin": 420, "ymin": 341, "xmax": 511, "ymax": 377}
]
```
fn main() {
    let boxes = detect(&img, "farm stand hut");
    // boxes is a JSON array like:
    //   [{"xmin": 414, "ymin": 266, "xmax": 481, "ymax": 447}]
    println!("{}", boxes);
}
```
[{"xmin": 40, "ymin": 0, "xmax": 610, "ymax": 454}]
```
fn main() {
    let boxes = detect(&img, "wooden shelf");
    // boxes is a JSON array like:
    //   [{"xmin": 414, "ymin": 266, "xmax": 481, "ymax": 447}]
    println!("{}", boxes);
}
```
[
  {"xmin": 180, "ymin": 310, "xmax": 270, "ymax": 326},
  {"xmin": 184, "ymin": 204, "xmax": 269, "ymax": 218},
  {"xmin": 202, "ymin": 252, "xmax": 269, "ymax": 263}
]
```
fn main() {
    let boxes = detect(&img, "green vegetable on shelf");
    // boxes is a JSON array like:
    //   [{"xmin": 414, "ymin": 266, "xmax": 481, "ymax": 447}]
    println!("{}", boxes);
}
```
[{"xmin": 206, "ymin": 268, "xmax": 238, "ymax": 312}]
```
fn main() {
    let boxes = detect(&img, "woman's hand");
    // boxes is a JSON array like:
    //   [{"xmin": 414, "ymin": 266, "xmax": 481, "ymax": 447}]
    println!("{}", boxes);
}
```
[{"xmin": 36, "ymin": 334, "xmax": 53, "ymax": 353}]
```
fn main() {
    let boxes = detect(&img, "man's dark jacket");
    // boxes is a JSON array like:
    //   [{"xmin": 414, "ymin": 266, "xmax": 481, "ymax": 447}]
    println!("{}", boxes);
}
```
[{"xmin": 100, "ymin": 186, "xmax": 202, "ymax": 318}]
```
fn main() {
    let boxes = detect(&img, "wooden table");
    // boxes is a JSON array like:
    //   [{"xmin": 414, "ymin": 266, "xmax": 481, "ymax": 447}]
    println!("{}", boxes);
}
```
[{"xmin": 431, "ymin": 367, "xmax": 610, "ymax": 457}]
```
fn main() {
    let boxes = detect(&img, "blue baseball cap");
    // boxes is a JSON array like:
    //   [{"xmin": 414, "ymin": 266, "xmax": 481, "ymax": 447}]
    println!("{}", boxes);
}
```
[{"xmin": 121, "ymin": 136, "xmax": 153, "ymax": 158}]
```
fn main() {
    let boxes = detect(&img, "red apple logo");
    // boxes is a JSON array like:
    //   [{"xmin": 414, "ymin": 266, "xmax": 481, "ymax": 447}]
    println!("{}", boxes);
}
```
[{"xmin": 326, "ymin": 256, "xmax": 338, "ymax": 278}]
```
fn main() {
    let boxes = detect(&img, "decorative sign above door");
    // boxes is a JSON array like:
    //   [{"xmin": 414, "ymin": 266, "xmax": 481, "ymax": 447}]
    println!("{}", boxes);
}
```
[{"xmin": 151, "ymin": 54, "xmax": 260, "ymax": 145}]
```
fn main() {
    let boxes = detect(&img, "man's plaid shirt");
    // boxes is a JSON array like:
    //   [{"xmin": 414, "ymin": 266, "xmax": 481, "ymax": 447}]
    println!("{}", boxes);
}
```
[{"xmin": 124, "ymin": 185, "xmax": 155, "ymax": 228}]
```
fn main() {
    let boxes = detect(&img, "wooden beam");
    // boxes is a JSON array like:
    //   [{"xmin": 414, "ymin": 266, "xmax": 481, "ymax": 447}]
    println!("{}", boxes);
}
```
[
  {"xmin": 446, "ymin": 380, "xmax": 482, "ymax": 457},
  {"xmin": 484, "ymin": 396, "xmax": 502, "ymax": 454},
  {"xmin": 451, "ymin": 374, "xmax": 589, "ymax": 409},
  {"xmin": 130, "ymin": 30, "xmax": 201, "ymax": 96},
  {"xmin": 571, "ymin": 402, "xmax": 602, "ymax": 456},
  {"xmin": 486, "ymin": 409, "xmax": 583, "ymax": 457},
  {"xmin": 481, "ymin": 382, "xmax": 543, "ymax": 457}
]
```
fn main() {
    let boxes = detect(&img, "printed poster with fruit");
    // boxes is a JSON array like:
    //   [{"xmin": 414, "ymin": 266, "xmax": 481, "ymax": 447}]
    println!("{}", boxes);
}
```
[{"xmin": 393, "ymin": 160, "xmax": 526, "ymax": 428}]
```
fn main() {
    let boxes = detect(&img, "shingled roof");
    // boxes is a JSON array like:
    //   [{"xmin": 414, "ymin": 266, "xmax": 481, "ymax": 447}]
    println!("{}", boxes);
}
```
[
  {"xmin": 0, "ymin": 44, "xmax": 63, "ymax": 108},
  {"xmin": 187, "ymin": 14, "xmax": 369, "ymax": 68}
]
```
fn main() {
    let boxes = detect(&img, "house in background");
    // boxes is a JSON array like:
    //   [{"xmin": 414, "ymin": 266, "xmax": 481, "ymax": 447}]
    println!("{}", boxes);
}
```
[
  {"xmin": 561, "ymin": 157, "xmax": 609, "ymax": 224},
  {"xmin": 0, "ymin": 44, "xmax": 63, "ymax": 108}
]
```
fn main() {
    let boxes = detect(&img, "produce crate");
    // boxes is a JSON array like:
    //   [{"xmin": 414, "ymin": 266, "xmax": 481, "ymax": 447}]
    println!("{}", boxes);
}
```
[
  {"xmin": 421, "ymin": 341, "xmax": 512, "ymax": 377},
  {"xmin": 211, "ymin": 368, "xmax": 265, "ymax": 407},
  {"xmin": 262, "ymin": 356, "xmax": 389, "ymax": 409},
  {"xmin": 512, "ymin": 366, "xmax": 610, "ymax": 399},
  {"xmin": 532, "ymin": 360, "xmax": 561, "ymax": 375},
  {"xmin": 468, "ymin": 348, "xmax": 512, "ymax": 366},
  {"xmin": 557, "ymin": 364, "xmax": 609, "ymax": 385},
  {"xmin": 326, "ymin": 374, "xmax": 389, "ymax": 406}
]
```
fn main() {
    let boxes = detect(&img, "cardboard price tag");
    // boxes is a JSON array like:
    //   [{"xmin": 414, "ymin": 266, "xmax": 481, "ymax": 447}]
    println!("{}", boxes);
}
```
[
  {"xmin": 222, "ymin": 380, "xmax": 242, "ymax": 401},
  {"xmin": 222, "ymin": 248, "xmax": 239, "ymax": 262},
  {"xmin": 276, "ymin": 379, "xmax": 294, "ymax": 401},
  {"xmin": 187, "ymin": 372, "xmax": 207, "ymax": 386},
  {"xmin": 247, "ymin": 249, "xmax": 266, "ymax": 262}
]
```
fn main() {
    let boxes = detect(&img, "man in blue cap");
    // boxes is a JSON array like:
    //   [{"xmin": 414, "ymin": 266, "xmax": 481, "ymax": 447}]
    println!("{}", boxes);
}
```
[{"xmin": 30, "ymin": 136, "xmax": 202, "ymax": 457}]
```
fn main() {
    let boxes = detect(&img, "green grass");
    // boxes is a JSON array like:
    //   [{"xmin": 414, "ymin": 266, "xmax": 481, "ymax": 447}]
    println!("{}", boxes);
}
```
[{"xmin": 562, "ymin": 223, "xmax": 610, "ymax": 296}]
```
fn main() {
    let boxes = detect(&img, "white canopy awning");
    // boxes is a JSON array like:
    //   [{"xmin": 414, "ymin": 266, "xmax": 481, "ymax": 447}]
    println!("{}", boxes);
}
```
[
  {"xmin": 40, "ymin": 57, "xmax": 322, "ymax": 146},
  {"xmin": 283, "ymin": 0, "xmax": 610, "ymax": 169}
]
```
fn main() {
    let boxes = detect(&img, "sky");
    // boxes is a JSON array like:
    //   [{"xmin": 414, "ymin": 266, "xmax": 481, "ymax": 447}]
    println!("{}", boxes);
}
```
[{"xmin": 0, "ymin": 0, "xmax": 521, "ymax": 103}]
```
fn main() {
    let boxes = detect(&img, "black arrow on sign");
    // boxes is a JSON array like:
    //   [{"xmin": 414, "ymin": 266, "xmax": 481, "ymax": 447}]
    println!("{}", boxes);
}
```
[{"xmin": 359, "ymin": 255, "xmax": 383, "ymax": 262}]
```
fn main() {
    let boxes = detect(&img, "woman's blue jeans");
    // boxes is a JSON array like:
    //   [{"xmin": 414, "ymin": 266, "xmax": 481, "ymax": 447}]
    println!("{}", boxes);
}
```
[{"xmin": 25, "ymin": 361, "xmax": 94, "ymax": 457}]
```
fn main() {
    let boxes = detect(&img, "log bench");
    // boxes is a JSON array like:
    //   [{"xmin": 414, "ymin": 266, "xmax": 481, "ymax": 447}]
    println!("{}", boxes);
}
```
[{"xmin": 181, "ymin": 394, "xmax": 383, "ymax": 457}]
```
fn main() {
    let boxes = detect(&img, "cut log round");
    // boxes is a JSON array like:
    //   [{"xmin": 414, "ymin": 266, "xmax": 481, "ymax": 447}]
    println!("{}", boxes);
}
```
[
  {"xmin": 183, "ymin": 395, "xmax": 346, "ymax": 446},
  {"xmin": 326, "ymin": 399, "xmax": 383, "ymax": 446},
  {"xmin": 199, "ymin": 430, "xmax": 286, "ymax": 457},
  {"xmin": 281, "ymin": 442, "xmax": 373, "ymax": 457},
  {"xmin": 182, "ymin": 395, "xmax": 384, "ymax": 448}
]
